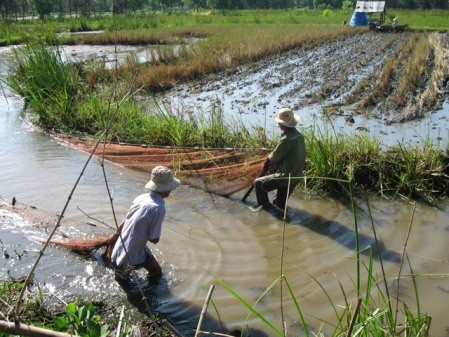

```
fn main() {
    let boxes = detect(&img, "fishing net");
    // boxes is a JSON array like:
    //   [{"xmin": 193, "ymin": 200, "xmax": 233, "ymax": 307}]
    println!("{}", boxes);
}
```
[
  {"xmin": 58, "ymin": 136, "xmax": 270, "ymax": 197},
  {"xmin": 6, "ymin": 136, "xmax": 270, "ymax": 258}
]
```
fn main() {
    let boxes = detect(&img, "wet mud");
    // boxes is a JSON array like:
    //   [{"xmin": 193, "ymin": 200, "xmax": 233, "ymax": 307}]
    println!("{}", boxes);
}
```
[{"xmin": 159, "ymin": 31, "xmax": 449, "ymax": 147}]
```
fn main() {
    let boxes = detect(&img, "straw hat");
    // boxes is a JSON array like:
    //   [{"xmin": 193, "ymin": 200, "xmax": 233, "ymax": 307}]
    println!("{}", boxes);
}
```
[
  {"xmin": 274, "ymin": 108, "xmax": 299, "ymax": 128},
  {"xmin": 145, "ymin": 166, "xmax": 180, "ymax": 192}
]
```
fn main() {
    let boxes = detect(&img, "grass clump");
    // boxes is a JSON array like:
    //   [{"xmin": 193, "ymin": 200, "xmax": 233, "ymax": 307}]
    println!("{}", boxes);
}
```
[
  {"xmin": 302, "ymin": 121, "xmax": 449, "ymax": 204},
  {"xmin": 7, "ymin": 41, "xmax": 79, "ymax": 132}
]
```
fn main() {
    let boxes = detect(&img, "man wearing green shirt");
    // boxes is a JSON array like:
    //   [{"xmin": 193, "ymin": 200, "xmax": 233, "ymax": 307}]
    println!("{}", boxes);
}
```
[{"xmin": 253, "ymin": 108, "xmax": 306, "ymax": 213}]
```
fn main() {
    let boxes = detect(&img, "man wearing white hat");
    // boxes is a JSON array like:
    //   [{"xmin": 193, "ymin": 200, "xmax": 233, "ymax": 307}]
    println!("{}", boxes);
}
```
[
  {"xmin": 253, "ymin": 108, "xmax": 306, "ymax": 213},
  {"xmin": 111, "ymin": 166, "xmax": 180, "ymax": 287}
]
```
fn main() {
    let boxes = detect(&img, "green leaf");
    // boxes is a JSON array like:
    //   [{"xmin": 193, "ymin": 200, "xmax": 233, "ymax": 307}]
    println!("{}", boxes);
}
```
[
  {"xmin": 66, "ymin": 302, "xmax": 77, "ymax": 315},
  {"xmin": 66, "ymin": 302, "xmax": 81, "ymax": 326},
  {"xmin": 53, "ymin": 316, "xmax": 69, "ymax": 331},
  {"xmin": 100, "ymin": 324, "xmax": 110, "ymax": 337},
  {"xmin": 87, "ymin": 320, "xmax": 101, "ymax": 337}
]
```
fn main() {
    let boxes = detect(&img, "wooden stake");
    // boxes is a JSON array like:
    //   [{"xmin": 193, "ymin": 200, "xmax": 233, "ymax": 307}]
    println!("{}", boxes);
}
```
[{"xmin": 194, "ymin": 284, "xmax": 215, "ymax": 337}]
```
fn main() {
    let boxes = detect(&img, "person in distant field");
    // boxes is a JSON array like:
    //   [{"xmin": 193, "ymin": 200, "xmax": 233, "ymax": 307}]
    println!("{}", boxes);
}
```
[
  {"xmin": 111, "ymin": 166, "xmax": 180, "ymax": 287},
  {"xmin": 252, "ymin": 108, "xmax": 306, "ymax": 213},
  {"xmin": 392, "ymin": 18, "xmax": 398, "ymax": 32}
]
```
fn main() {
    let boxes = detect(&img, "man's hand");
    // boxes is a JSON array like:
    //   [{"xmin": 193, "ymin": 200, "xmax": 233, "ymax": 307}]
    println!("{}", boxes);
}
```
[{"xmin": 262, "ymin": 158, "xmax": 271, "ymax": 172}]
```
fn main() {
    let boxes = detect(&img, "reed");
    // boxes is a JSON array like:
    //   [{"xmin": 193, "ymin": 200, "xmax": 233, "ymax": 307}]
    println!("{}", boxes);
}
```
[
  {"xmin": 379, "ymin": 141, "xmax": 448, "ymax": 202},
  {"xmin": 303, "ymin": 123, "xmax": 383, "ymax": 196}
]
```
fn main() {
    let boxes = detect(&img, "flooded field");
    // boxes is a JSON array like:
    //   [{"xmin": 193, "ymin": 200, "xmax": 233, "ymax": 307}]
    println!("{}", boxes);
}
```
[{"xmin": 159, "ymin": 32, "xmax": 449, "ymax": 149}]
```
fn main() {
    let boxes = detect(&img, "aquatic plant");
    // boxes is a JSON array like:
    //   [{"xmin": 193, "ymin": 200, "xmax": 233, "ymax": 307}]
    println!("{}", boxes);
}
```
[
  {"xmin": 53, "ymin": 301, "xmax": 110, "ymax": 337},
  {"xmin": 0, "ymin": 278, "xmax": 158, "ymax": 337}
]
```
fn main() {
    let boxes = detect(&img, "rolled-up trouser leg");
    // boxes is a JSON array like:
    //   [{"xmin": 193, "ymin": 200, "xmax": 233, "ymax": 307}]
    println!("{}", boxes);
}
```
[
  {"xmin": 114, "ymin": 262, "xmax": 131, "ymax": 283},
  {"xmin": 142, "ymin": 252, "xmax": 162, "ymax": 284}
]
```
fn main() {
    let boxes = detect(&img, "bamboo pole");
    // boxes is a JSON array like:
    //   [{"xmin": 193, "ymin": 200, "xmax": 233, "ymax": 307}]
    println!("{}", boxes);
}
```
[
  {"xmin": 194, "ymin": 284, "xmax": 215, "ymax": 337},
  {"xmin": 0, "ymin": 320, "xmax": 75, "ymax": 337},
  {"xmin": 14, "ymin": 129, "xmax": 107, "ymax": 321}
]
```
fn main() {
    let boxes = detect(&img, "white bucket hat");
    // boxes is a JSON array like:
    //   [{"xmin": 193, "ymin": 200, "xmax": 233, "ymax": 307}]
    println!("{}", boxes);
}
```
[
  {"xmin": 274, "ymin": 108, "xmax": 299, "ymax": 128},
  {"xmin": 145, "ymin": 166, "xmax": 180, "ymax": 192}
]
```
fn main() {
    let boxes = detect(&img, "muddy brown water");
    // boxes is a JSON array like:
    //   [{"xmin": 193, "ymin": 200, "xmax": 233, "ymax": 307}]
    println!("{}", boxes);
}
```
[{"xmin": 1, "ymin": 41, "xmax": 449, "ymax": 336}]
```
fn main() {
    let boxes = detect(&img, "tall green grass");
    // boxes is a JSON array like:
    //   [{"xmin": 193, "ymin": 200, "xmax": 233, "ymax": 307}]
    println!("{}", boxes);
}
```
[
  {"xmin": 7, "ymin": 41, "xmax": 79, "ymax": 131},
  {"xmin": 6, "ymin": 40, "xmax": 271, "ymax": 149},
  {"xmin": 303, "ymin": 121, "xmax": 448, "ymax": 203}
]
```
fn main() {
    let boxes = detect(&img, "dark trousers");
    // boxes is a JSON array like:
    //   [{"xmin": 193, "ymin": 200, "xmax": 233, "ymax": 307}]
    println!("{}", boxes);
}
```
[
  {"xmin": 114, "ymin": 252, "xmax": 162, "ymax": 283},
  {"xmin": 254, "ymin": 173, "xmax": 299, "ymax": 210}
]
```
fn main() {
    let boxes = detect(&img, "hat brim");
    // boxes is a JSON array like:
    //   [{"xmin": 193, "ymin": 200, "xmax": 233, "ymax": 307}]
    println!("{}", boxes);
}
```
[
  {"xmin": 274, "ymin": 114, "xmax": 300, "ymax": 128},
  {"xmin": 145, "ymin": 177, "xmax": 181, "ymax": 192}
]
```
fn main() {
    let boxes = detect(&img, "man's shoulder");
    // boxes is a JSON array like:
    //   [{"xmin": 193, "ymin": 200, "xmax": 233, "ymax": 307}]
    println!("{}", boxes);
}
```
[
  {"xmin": 284, "ymin": 128, "xmax": 301, "ymax": 138},
  {"xmin": 132, "ymin": 193, "xmax": 161, "ymax": 207}
]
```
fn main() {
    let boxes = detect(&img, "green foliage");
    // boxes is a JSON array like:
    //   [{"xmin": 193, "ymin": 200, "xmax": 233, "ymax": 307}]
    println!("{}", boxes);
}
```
[
  {"xmin": 53, "ymin": 301, "xmax": 110, "ymax": 337},
  {"xmin": 0, "ymin": 278, "xmax": 145, "ymax": 337},
  {"xmin": 33, "ymin": 0, "xmax": 53, "ymax": 20},
  {"xmin": 302, "ymin": 119, "xmax": 448, "ymax": 203},
  {"xmin": 341, "ymin": 0, "xmax": 354, "ymax": 13},
  {"xmin": 322, "ymin": 8, "xmax": 333, "ymax": 16}
]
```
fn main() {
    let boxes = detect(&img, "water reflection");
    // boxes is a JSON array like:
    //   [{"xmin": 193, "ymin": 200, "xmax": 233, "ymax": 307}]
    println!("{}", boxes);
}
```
[{"xmin": 288, "ymin": 208, "xmax": 402, "ymax": 263}]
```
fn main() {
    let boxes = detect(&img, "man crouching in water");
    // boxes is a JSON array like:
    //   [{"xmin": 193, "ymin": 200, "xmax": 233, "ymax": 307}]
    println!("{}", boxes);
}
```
[
  {"xmin": 111, "ymin": 166, "xmax": 180, "ymax": 287},
  {"xmin": 253, "ymin": 108, "xmax": 306, "ymax": 213}
]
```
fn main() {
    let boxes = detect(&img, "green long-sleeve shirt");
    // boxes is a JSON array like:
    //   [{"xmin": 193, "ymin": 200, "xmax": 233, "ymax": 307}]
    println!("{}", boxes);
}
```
[{"xmin": 268, "ymin": 127, "xmax": 306, "ymax": 178}]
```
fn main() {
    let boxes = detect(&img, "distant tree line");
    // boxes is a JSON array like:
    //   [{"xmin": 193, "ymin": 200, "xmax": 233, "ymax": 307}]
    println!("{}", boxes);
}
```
[{"xmin": 0, "ymin": 0, "xmax": 447, "ymax": 20}]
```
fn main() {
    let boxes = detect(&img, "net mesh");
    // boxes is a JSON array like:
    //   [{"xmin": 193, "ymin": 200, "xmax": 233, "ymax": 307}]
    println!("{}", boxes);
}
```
[
  {"xmin": 8, "ymin": 137, "xmax": 270, "ymax": 256},
  {"xmin": 59, "ymin": 136, "xmax": 269, "ymax": 197}
]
